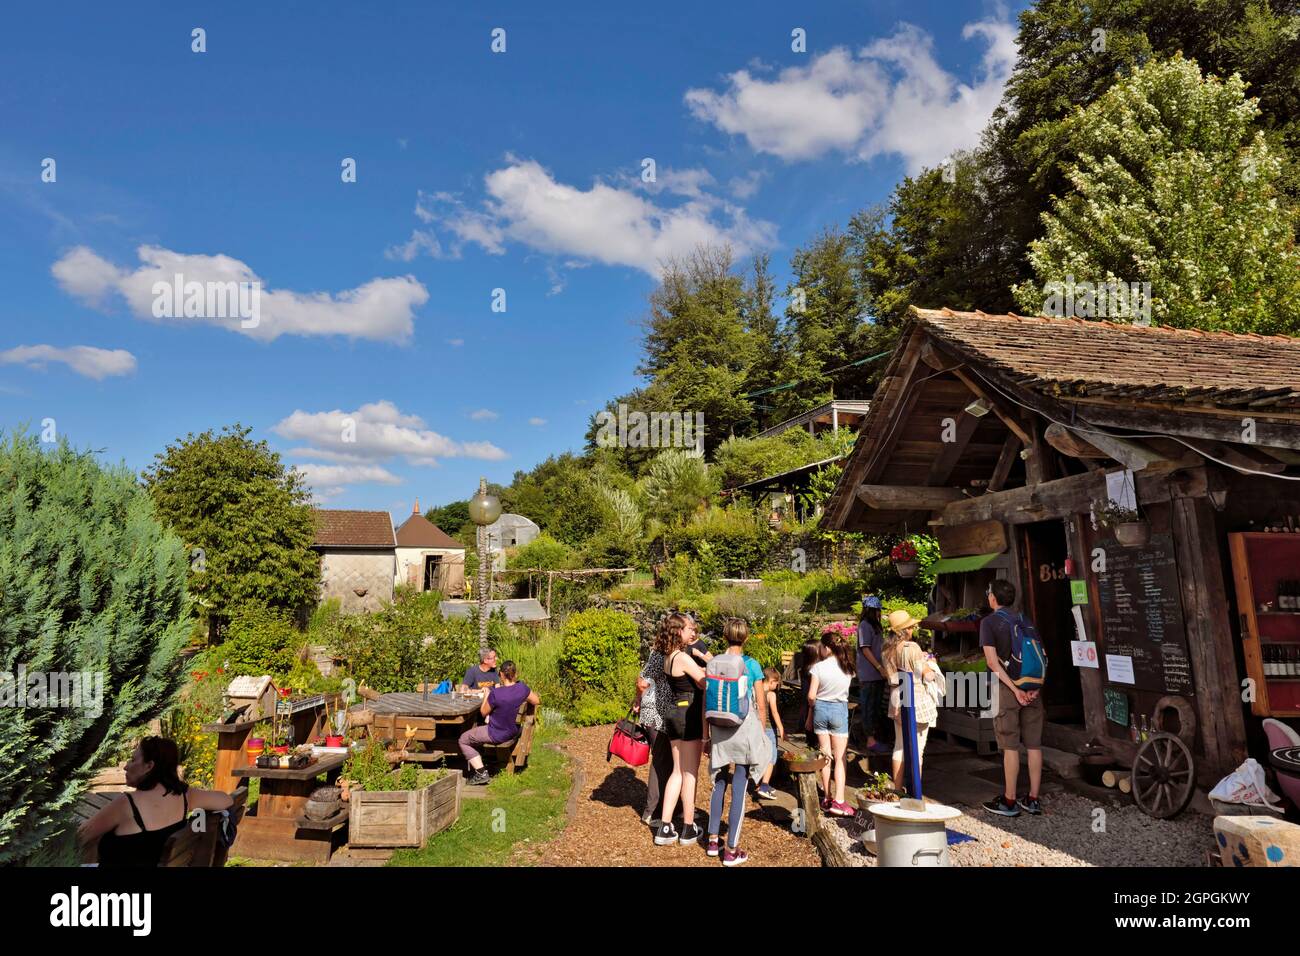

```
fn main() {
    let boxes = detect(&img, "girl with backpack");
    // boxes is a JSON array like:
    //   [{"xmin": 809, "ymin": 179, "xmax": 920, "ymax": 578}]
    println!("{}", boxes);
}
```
[
  {"xmin": 883, "ymin": 609, "xmax": 943, "ymax": 794},
  {"xmin": 806, "ymin": 631, "xmax": 855, "ymax": 817},
  {"xmin": 702, "ymin": 618, "xmax": 771, "ymax": 866},
  {"xmin": 654, "ymin": 612, "xmax": 707, "ymax": 847}
]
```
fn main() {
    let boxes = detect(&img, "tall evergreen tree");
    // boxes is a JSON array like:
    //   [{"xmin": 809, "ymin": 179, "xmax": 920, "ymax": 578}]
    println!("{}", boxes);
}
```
[{"xmin": 0, "ymin": 432, "xmax": 190, "ymax": 864}]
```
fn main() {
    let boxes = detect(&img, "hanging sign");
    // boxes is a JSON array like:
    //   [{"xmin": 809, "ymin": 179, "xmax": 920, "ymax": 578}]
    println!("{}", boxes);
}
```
[
  {"xmin": 1070, "ymin": 579, "xmax": 1089, "ymax": 605},
  {"xmin": 1071, "ymin": 640, "xmax": 1099, "ymax": 668}
]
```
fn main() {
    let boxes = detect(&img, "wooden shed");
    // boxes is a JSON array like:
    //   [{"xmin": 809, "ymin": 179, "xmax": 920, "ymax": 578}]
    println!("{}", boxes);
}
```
[{"xmin": 823, "ymin": 308, "xmax": 1300, "ymax": 785}]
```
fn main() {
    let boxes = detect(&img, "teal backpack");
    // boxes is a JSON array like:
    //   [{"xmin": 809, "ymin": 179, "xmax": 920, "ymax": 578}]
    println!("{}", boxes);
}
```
[{"xmin": 996, "ymin": 609, "xmax": 1047, "ymax": 691}]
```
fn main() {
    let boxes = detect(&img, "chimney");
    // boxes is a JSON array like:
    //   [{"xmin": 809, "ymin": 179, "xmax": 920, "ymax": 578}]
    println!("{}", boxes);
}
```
[{"xmin": 413, "ymin": 498, "xmax": 420, "ymax": 514}]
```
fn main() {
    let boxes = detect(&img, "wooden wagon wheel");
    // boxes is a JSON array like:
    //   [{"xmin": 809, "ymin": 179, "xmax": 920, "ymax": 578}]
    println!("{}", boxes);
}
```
[{"xmin": 1131, "ymin": 732, "xmax": 1196, "ymax": 819}]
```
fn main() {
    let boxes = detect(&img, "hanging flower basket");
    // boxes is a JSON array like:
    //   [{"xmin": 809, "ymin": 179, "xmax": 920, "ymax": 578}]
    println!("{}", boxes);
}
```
[
  {"xmin": 891, "ymin": 540, "xmax": 919, "ymax": 578},
  {"xmin": 1114, "ymin": 520, "xmax": 1151, "ymax": 548}
]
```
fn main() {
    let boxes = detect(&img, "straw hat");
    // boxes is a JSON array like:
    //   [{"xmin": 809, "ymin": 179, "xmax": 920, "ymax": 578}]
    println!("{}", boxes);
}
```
[{"xmin": 886, "ymin": 608, "xmax": 922, "ymax": 635}]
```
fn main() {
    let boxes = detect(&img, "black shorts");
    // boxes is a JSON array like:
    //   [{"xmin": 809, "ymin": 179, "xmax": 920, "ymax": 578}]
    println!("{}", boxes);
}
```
[{"xmin": 663, "ymin": 694, "xmax": 703, "ymax": 741}]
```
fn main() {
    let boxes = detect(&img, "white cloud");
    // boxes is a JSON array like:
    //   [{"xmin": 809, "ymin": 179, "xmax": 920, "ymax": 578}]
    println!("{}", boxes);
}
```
[
  {"xmin": 399, "ymin": 158, "xmax": 777, "ymax": 277},
  {"xmin": 293, "ymin": 462, "xmax": 403, "ymax": 488},
  {"xmin": 728, "ymin": 170, "xmax": 766, "ymax": 200},
  {"xmin": 273, "ymin": 400, "xmax": 508, "ymax": 467},
  {"xmin": 469, "ymin": 408, "xmax": 499, "ymax": 421},
  {"xmin": 51, "ymin": 245, "xmax": 428, "ymax": 343},
  {"xmin": 528, "ymin": 417, "xmax": 547, "ymax": 427},
  {"xmin": 446, "ymin": 338, "xmax": 464, "ymax": 347},
  {"xmin": 0, "ymin": 344, "xmax": 137, "ymax": 380},
  {"xmin": 684, "ymin": 18, "xmax": 1017, "ymax": 173}
]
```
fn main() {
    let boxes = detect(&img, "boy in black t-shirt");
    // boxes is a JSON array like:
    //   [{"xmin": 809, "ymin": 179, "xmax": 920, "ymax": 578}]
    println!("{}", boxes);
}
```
[{"xmin": 979, "ymin": 580, "xmax": 1045, "ymax": 817}]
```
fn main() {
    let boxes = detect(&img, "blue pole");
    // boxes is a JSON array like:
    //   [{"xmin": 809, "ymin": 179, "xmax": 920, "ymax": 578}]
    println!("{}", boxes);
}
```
[{"xmin": 900, "ymin": 671, "xmax": 922, "ymax": 798}]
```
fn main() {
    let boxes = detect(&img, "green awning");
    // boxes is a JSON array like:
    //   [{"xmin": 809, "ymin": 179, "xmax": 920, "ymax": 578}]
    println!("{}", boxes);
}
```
[{"xmin": 930, "ymin": 553, "xmax": 1000, "ymax": 574}]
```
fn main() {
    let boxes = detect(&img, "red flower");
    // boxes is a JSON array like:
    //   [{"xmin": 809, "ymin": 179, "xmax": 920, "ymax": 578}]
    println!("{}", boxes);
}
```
[
  {"xmin": 191, "ymin": 670, "xmax": 208, "ymax": 681},
  {"xmin": 890, "ymin": 540, "xmax": 917, "ymax": 562}
]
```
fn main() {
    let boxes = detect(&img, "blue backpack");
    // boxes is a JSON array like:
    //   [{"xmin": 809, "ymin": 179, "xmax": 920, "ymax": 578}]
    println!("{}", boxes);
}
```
[
  {"xmin": 996, "ymin": 609, "xmax": 1047, "ymax": 691},
  {"xmin": 704, "ymin": 654, "xmax": 751, "ymax": 727}
]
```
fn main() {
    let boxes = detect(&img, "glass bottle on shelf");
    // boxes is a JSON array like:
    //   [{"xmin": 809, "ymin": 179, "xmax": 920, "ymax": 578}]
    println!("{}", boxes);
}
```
[
  {"xmin": 1138, "ymin": 715, "xmax": 1149, "ymax": 741},
  {"xmin": 1262, "ymin": 645, "xmax": 1274, "ymax": 677},
  {"xmin": 1129, "ymin": 716, "xmax": 1139, "ymax": 742}
]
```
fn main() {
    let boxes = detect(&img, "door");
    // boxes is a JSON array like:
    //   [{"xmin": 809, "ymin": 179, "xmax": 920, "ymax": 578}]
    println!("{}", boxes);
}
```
[
  {"xmin": 1020, "ymin": 521, "xmax": 1084, "ymax": 724},
  {"xmin": 423, "ymin": 554, "xmax": 443, "ymax": 592}
]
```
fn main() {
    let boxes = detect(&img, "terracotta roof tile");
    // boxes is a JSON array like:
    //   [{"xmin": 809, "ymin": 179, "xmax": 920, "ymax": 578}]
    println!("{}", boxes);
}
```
[
  {"xmin": 914, "ymin": 308, "xmax": 1300, "ymax": 410},
  {"xmin": 311, "ymin": 509, "xmax": 395, "ymax": 548},
  {"xmin": 394, "ymin": 513, "xmax": 464, "ymax": 549}
]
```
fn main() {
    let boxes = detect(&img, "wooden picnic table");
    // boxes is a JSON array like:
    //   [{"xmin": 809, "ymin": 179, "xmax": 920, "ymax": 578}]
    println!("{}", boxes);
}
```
[
  {"xmin": 228, "ymin": 752, "xmax": 348, "ymax": 863},
  {"xmin": 355, "ymin": 692, "xmax": 485, "ymax": 760}
]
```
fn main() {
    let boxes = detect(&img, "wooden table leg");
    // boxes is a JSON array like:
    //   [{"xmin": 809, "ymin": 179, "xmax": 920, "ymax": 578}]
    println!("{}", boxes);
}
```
[
  {"xmin": 796, "ymin": 771, "xmax": 821, "ymax": 839},
  {"xmin": 213, "ymin": 727, "xmax": 254, "ymax": 793}
]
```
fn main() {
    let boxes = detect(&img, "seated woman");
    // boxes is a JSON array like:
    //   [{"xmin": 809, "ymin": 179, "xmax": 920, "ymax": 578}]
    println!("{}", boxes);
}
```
[
  {"xmin": 78, "ymin": 736, "xmax": 234, "ymax": 867},
  {"xmin": 457, "ymin": 660, "xmax": 539, "ymax": 786}
]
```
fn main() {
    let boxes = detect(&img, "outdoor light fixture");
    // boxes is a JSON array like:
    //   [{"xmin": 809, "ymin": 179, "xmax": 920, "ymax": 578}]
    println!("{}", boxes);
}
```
[
  {"xmin": 469, "ymin": 477, "xmax": 502, "ymax": 651},
  {"xmin": 1019, "ymin": 448, "xmax": 1033, "ymax": 460},
  {"xmin": 965, "ymin": 397, "xmax": 991, "ymax": 417}
]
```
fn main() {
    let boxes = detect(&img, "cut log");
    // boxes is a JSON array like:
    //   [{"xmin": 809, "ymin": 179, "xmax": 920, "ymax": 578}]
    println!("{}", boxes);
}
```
[
  {"xmin": 812, "ymin": 826, "xmax": 854, "ymax": 867},
  {"xmin": 1102, "ymin": 769, "xmax": 1119, "ymax": 789},
  {"xmin": 1117, "ymin": 774, "xmax": 1132, "ymax": 794},
  {"xmin": 856, "ymin": 485, "xmax": 966, "ymax": 511}
]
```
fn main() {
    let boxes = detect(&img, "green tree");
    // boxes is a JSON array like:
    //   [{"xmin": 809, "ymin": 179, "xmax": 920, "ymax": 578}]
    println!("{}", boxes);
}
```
[
  {"xmin": 142, "ymin": 425, "xmax": 320, "ymax": 634},
  {"xmin": 1013, "ymin": 56, "xmax": 1300, "ymax": 333},
  {"xmin": 0, "ymin": 432, "xmax": 191, "ymax": 864},
  {"xmin": 637, "ymin": 449, "xmax": 718, "ymax": 528}
]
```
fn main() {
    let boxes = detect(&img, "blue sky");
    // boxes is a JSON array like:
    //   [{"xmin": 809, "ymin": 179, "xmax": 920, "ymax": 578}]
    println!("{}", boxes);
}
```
[{"xmin": 1, "ymin": 1, "xmax": 1024, "ymax": 520}]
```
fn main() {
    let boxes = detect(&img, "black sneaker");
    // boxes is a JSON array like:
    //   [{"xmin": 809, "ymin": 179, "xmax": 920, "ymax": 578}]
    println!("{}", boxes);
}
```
[
  {"xmin": 468, "ymin": 769, "xmax": 491, "ymax": 786},
  {"xmin": 678, "ymin": 823, "xmax": 702, "ymax": 846},
  {"xmin": 982, "ymin": 796, "xmax": 1020, "ymax": 817},
  {"xmin": 653, "ymin": 823, "xmax": 679, "ymax": 846},
  {"xmin": 1017, "ymin": 796, "xmax": 1043, "ymax": 815}
]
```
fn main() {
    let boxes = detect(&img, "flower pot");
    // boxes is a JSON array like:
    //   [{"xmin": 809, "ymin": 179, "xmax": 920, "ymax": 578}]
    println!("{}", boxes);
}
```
[
  {"xmin": 325, "ymin": 735, "xmax": 345, "ymax": 748},
  {"xmin": 894, "ymin": 560, "xmax": 919, "ymax": 578},
  {"xmin": 272, "ymin": 744, "xmax": 290, "ymax": 756},
  {"xmin": 1114, "ymin": 521, "xmax": 1151, "ymax": 548},
  {"xmin": 246, "ymin": 737, "xmax": 265, "ymax": 766}
]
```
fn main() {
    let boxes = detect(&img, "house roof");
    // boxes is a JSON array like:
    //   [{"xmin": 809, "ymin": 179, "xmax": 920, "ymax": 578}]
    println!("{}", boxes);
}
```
[
  {"xmin": 731, "ymin": 456, "xmax": 845, "ymax": 493},
  {"xmin": 754, "ymin": 400, "xmax": 872, "ymax": 440},
  {"xmin": 915, "ymin": 308, "xmax": 1300, "ymax": 410},
  {"xmin": 395, "ymin": 512, "xmax": 464, "ymax": 550},
  {"xmin": 311, "ymin": 509, "xmax": 395, "ymax": 549}
]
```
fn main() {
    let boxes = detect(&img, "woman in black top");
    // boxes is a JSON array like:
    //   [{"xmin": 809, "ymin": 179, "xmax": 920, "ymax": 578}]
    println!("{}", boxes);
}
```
[
  {"xmin": 652, "ymin": 612, "xmax": 708, "ymax": 847},
  {"xmin": 80, "ymin": 736, "xmax": 234, "ymax": 867}
]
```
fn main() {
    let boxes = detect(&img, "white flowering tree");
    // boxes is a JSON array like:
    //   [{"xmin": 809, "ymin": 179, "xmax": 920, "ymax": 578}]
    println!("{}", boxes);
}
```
[{"xmin": 1013, "ymin": 55, "xmax": 1300, "ymax": 335}]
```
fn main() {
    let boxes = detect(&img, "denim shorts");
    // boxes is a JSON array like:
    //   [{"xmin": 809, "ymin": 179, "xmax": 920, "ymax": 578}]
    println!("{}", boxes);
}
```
[
  {"xmin": 812, "ymin": 699, "xmax": 850, "ymax": 737},
  {"xmin": 765, "ymin": 727, "xmax": 778, "ymax": 764}
]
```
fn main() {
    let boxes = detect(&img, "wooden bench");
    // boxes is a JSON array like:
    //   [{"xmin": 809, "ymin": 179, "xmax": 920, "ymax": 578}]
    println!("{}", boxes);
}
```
[{"xmin": 482, "ymin": 701, "xmax": 537, "ymax": 772}]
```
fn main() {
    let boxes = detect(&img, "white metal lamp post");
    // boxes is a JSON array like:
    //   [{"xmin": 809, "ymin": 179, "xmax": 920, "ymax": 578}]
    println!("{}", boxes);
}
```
[{"xmin": 468, "ymin": 477, "xmax": 502, "ymax": 651}]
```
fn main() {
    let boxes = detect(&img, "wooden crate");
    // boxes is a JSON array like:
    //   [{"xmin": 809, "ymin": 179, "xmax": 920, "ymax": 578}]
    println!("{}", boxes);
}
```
[
  {"xmin": 935, "ymin": 708, "xmax": 998, "ymax": 755},
  {"xmin": 348, "ymin": 770, "xmax": 461, "ymax": 848}
]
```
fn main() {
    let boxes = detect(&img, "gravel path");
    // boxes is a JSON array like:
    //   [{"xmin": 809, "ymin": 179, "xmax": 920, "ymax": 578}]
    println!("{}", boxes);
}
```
[
  {"xmin": 514, "ymin": 725, "xmax": 820, "ymax": 867},
  {"xmin": 820, "ymin": 790, "xmax": 1215, "ymax": 866}
]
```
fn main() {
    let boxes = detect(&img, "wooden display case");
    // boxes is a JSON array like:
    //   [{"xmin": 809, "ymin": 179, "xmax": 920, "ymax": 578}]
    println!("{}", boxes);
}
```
[{"xmin": 1228, "ymin": 532, "xmax": 1300, "ymax": 717}]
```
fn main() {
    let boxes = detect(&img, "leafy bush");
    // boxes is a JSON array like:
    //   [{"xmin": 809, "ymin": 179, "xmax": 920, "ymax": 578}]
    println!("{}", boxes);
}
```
[
  {"xmin": 494, "ymin": 630, "xmax": 564, "ymax": 707},
  {"xmin": 329, "ymin": 590, "xmax": 478, "ymax": 693},
  {"xmin": 743, "ymin": 622, "xmax": 813, "ymax": 671},
  {"xmin": 665, "ymin": 505, "xmax": 770, "ymax": 577},
  {"xmin": 558, "ymin": 609, "xmax": 639, "ymax": 701},
  {"xmin": 211, "ymin": 603, "xmax": 299, "ymax": 677},
  {"xmin": 570, "ymin": 694, "xmax": 628, "ymax": 727},
  {"xmin": 508, "ymin": 532, "xmax": 577, "ymax": 571}
]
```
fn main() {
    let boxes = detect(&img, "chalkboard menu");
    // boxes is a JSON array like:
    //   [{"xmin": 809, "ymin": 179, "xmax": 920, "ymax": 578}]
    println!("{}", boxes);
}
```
[{"xmin": 1094, "ymin": 533, "xmax": 1195, "ymax": 696}]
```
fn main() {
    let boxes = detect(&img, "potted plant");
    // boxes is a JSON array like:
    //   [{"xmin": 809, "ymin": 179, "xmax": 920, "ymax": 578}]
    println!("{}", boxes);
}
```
[
  {"xmin": 891, "ymin": 539, "xmax": 919, "ymax": 578},
  {"xmin": 1096, "ymin": 500, "xmax": 1150, "ymax": 548},
  {"xmin": 856, "ymin": 771, "xmax": 903, "ymax": 808}
]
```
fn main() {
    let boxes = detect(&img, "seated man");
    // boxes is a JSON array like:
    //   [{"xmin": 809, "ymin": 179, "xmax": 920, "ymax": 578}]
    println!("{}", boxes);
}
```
[
  {"xmin": 458, "ymin": 648, "xmax": 499, "ymax": 692},
  {"xmin": 457, "ymin": 660, "xmax": 538, "ymax": 785}
]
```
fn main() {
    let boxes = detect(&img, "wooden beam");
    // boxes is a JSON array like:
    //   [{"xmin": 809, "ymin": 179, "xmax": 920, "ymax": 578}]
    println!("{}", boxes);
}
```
[
  {"xmin": 1067, "ymin": 399, "xmax": 1300, "ymax": 451},
  {"xmin": 947, "ymin": 367, "xmax": 1034, "ymax": 446},
  {"xmin": 943, "ymin": 466, "xmax": 1209, "ymax": 526},
  {"xmin": 926, "ymin": 411, "xmax": 981, "ymax": 485},
  {"xmin": 988, "ymin": 433, "xmax": 1020, "ymax": 493},
  {"xmin": 1043, "ymin": 423, "xmax": 1108, "ymax": 459},
  {"xmin": 1178, "ymin": 437, "xmax": 1286, "ymax": 475},
  {"xmin": 856, "ymin": 484, "xmax": 966, "ymax": 511}
]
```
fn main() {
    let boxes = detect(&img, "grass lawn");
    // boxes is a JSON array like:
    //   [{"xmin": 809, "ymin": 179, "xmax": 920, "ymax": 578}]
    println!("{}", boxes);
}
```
[{"xmin": 387, "ymin": 721, "xmax": 572, "ymax": 867}]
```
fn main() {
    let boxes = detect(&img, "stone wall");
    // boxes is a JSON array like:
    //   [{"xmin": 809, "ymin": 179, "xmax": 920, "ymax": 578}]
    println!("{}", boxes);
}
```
[{"xmin": 319, "ymin": 548, "xmax": 395, "ymax": 613}]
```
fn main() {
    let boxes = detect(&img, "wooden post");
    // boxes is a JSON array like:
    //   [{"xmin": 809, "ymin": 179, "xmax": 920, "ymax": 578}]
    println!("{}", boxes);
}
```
[
  {"xmin": 547, "ymin": 571, "xmax": 553, "ymax": 618},
  {"xmin": 795, "ymin": 771, "xmax": 821, "ymax": 839}
]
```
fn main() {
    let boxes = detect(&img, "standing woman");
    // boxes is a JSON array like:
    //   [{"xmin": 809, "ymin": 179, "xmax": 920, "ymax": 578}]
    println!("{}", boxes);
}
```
[
  {"xmin": 883, "ymin": 609, "xmax": 942, "ymax": 793},
  {"xmin": 654, "ymin": 612, "xmax": 708, "ymax": 847},
  {"xmin": 634, "ymin": 621, "xmax": 675, "ymax": 828},
  {"xmin": 806, "ymin": 632, "xmax": 855, "ymax": 817},
  {"xmin": 795, "ymin": 640, "xmax": 824, "ymax": 749},
  {"xmin": 857, "ymin": 596, "xmax": 890, "ymax": 755}
]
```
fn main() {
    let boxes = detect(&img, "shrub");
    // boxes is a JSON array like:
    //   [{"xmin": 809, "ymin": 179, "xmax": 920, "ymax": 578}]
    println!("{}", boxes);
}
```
[
  {"xmin": 494, "ymin": 630, "xmax": 564, "ymax": 708},
  {"xmin": 570, "ymin": 694, "xmax": 628, "ymax": 727},
  {"xmin": 158, "ymin": 667, "xmax": 228, "ymax": 788},
  {"xmin": 330, "ymin": 590, "xmax": 478, "ymax": 693},
  {"xmin": 665, "ymin": 506, "xmax": 770, "ymax": 577},
  {"xmin": 508, "ymin": 532, "xmax": 577, "ymax": 571},
  {"xmin": 213, "ymin": 603, "xmax": 299, "ymax": 677},
  {"xmin": 558, "ymin": 608, "xmax": 639, "ymax": 701}
]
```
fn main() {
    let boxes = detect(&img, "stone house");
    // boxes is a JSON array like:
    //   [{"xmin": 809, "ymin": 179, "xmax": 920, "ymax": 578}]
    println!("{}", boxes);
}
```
[
  {"xmin": 394, "ymin": 500, "xmax": 466, "ymax": 596},
  {"xmin": 311, "ymin": 509, "xmax": 396, "ymax": 614}
]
